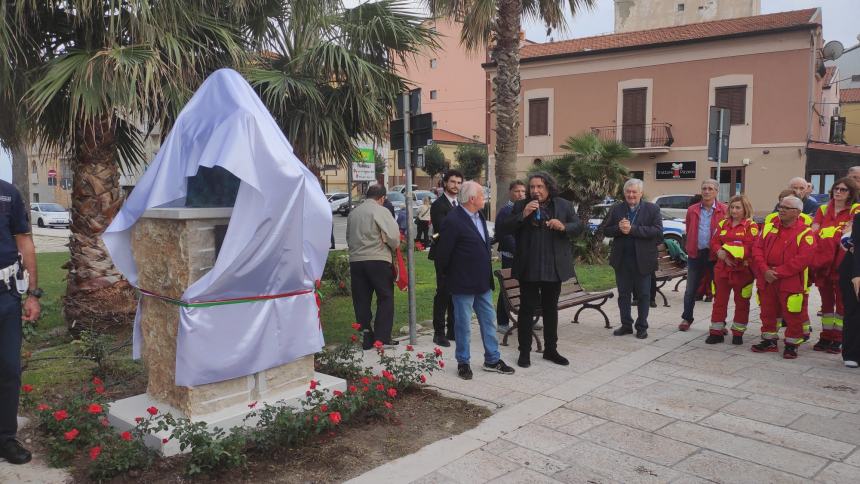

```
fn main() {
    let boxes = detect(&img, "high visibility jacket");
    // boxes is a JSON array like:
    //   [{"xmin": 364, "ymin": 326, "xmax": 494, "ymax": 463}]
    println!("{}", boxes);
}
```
[
  {"xmin": 762, "ymin": 211, "xmax": 812, "ymax": 236},
  {"xmin": 752, "ymin": 218, "xmax": 814, "ymax": 294},
  {"xmin": 811, "ymin": 202, "xmax": 860, "ymax": 279},
  {"xmin": 710, "ymin": 218, "xmax": 758, "ymax": 275}
]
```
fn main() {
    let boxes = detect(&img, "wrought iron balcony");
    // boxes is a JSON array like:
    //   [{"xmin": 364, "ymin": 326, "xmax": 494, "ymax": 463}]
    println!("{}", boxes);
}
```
[{"xmin": 591, "ymin": 123, "xmax": 675, "ymax": 150}]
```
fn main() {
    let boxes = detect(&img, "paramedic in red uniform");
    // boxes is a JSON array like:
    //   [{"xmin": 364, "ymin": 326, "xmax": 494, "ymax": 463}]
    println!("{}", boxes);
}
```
[
  {"xmin": 707, "ymin": 195, "xmax": 758, "ymax": 346},
  {"xmin": 751, "ymin": 195, "xmax": 815, "ymax": 359}
]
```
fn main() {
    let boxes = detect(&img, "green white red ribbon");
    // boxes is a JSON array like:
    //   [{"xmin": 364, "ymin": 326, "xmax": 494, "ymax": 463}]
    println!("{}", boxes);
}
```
[{"xmin": 138, "ymin": 280, "xmax": 323, "ymax": 311}]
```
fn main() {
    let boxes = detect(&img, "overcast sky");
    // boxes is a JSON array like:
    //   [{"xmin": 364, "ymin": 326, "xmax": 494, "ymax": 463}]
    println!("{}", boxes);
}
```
[{"xmin": 344, "ymin": 0, "xmax": 859, "ymax": 47}]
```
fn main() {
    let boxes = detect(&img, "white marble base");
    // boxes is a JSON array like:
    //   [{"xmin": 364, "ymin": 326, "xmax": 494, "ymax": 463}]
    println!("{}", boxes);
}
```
[{"xmin": 107, "ymin": 372, "xmax": 345, "ymax": 456}]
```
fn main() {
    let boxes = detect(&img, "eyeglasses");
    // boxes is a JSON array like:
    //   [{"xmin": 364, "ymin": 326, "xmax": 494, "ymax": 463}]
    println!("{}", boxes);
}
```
[
  {"xmin": 777, "ymin": 205, "xmax": 799, "ymax": 211},
  {"xmin": 833, "ymin": 186, "xmax": 850, "ymax": 193}
]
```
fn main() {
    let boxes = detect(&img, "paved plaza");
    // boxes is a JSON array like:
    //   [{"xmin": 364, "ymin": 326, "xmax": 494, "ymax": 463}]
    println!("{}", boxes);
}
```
[{"xmin": 351, "ymin": 284, "xmax": 860, "ymax": 484}]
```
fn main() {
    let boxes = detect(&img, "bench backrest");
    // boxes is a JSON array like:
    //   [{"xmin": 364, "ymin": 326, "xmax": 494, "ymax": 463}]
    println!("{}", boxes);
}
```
[
  {"xmin": 656, "ymin": 243, "xmax": 684, "ymax": 271},
  {"xmin": 495, "ymin": 268, "xmax": 585, "ymax": 312}
]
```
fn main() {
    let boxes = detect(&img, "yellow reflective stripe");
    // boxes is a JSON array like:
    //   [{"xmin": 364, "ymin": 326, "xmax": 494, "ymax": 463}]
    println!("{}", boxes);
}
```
[
  {"xmin": 819, "ymin": 226, "xmax": 838, "ymax": 239},
  {"xmin": 800, "ymin": 213, "xmax": 812, "ymax": 226},
  {"xmin": 723, "ymin": 244, "xmax": 745, "ymax": 259},
  {"xmin": 741, "ymin": 283, "xmax": 753, "ymax": 299},
  {"xmin": 731, "ymin": 322, "xmax": 748, "ymax": 332},
  {"xmin": 786, "ymin": 293, "xmax": 804, "ymax": 313},
  {"xmin": 819, "ymin": 204, "xmax": 828, "ymax": 216}
]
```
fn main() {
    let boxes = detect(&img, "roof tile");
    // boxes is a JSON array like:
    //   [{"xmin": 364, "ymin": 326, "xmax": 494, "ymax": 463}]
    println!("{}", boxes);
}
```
[{"xmin": 842, "ymin": 88, "xmax": 860, "ymax": 103}]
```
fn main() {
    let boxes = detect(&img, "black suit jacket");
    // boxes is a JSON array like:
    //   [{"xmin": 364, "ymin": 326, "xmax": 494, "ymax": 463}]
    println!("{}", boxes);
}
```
[
  {"xmin": 428, "ymin": 194, "xmax": 455, "ymax": 260},
  {"xmin": 603, "ymin": 201, "xmax": 663, "ymax": 275},
  {"xmin": 433, "ymin": 207, "xmax": 494, "ymax": 294},
  {"xmin": 495, "ymin": 197, "xmax": 583, "ymax": 282}
]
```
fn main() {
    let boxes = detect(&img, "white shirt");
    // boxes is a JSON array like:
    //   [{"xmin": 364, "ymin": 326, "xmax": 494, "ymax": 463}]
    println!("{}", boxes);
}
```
[{"xmin": 445, "ymin": 193, "xmax": 458, "ymax": 207}]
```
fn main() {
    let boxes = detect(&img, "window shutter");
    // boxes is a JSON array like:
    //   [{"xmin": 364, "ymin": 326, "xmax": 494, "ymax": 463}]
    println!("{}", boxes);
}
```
[
  {"xmin": 529, "ymin": 98, "xmax": 549, "ymax": 136},
  {"xmin": 715, "ymin": 86, "xmax": 746, "ymax": 125}
]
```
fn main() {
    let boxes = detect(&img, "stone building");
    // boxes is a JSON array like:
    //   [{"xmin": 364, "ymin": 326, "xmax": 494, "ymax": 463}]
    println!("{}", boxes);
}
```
[{"xmin": 615, "ymin": 0, "xmax": 760, "ymax": 33}]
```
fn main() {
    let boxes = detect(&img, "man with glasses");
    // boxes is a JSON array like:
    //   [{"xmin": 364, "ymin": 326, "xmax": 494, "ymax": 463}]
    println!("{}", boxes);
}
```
[
  {"xmin": 781, "ymin": 177, "xmax": 819, "ymax": 216},
  {"xmin": 751, "ymin": 196, "xmax": 815, "ymax": 359},
  {"xmin": 678, "ymin": 180, "xmax": 726, "ymax": 332}
]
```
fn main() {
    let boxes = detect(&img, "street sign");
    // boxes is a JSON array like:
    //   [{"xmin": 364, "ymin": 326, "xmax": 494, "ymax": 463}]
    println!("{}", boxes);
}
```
[
  {"xmin": 352, "ymin": 148, "xmax": 376, "ymax": 182},
  {"xmin": 707, "ymin": 107, "xmax": 730, "ymax": 163},
  {"xmin": 390, "ymin": 112, "xmax": 433, "ymax": 151},
  {"xmin": 48, "ymin": 168, "xmax": 57, "ymax": 177},
  {"xmin": 655, "ymin": 161, "xmax": 696, "ymax": 180}
]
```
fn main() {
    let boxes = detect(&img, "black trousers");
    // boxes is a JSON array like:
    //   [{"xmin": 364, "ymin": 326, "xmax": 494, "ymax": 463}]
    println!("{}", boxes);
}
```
[
  {"xmin": 518, "ymin": 281, "xmax": 561, "ymax": 354},
  {"xmin": 432, "ymin": 266, "xmax": 455, "ymax": 338},
  {"xmin": 0, "ymin": 291, "xmax": 22, "ymax": 442},
  {"xmin": 416, "ymin": 220, "xmax": 430, "ymax": 245},
  {"xmin": 633, "ymin": 272, "xmax": 657, "ymax": 303},
  {"xmin": 349, "ymin": 260, "xmax": 394, "ymax": 342},
  {"xmin": 496, "ymin": 256, "xmax": 513, "ymax": 327},
  {"xmin": 840, "ymin": 267, "xmax": 860, "ymax": 362}
]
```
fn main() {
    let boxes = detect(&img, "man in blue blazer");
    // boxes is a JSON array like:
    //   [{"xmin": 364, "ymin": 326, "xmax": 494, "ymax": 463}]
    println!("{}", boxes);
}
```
[{"xmin": 434, "ymin": 181, "xmax": 516, "ymax": 380}]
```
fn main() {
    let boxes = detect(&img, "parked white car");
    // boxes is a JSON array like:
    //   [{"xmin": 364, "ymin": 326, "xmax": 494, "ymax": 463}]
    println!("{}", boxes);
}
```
[
  {"xmin": 588, "ymin": 203, "xmax": 686, "ymax": 246},
  {"xmin": 30, "ymin": 202, "xmax": 71, "ymax": 228},
  {"xmin": 651, "ymin": 194, "xmax": 695, "ymax": 219},
  {"xmin": 327, "ymin": 192, "xmax": 350, "ymax": 214}
]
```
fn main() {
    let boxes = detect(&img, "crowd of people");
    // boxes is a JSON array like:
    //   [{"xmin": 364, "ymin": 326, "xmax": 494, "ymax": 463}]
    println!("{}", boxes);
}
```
[{"xmin": 346, "ymin": 167, "xmax": 860, "ymax": 382}]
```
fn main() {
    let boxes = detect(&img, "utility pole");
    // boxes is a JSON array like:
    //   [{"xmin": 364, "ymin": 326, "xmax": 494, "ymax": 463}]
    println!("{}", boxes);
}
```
[{"xmin": 402, "ymin": 93, "xmax": 417, "ymax": 345}]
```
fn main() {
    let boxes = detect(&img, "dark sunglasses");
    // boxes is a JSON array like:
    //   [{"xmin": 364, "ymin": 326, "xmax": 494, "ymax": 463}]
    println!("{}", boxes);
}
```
[{"xmin": 833, "ymin": 186, "xmax": 850, "ymax": 193}]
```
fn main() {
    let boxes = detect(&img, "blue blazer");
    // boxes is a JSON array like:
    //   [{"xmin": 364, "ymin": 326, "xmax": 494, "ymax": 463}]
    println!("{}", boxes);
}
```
[{"xmin": 433, "ymin": 206, "xmax": 495, "ymax": 295}]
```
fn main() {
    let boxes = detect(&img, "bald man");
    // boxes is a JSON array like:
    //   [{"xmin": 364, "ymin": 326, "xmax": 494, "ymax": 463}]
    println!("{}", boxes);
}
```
[{"xmin": 777, "ymin": 177, "xmax": 819, "ymax": 216}]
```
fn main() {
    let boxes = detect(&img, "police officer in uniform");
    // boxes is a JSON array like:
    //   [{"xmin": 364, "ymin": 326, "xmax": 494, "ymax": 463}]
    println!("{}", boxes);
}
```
[{"xmin": 0, "ymin": 179, "xmax": 41, "ymax": 465}]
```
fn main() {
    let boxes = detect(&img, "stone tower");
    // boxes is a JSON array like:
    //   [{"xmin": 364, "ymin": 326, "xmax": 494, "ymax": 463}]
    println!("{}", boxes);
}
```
[{"xmin": 615, "ymin": 0, "xmax": 761, "ymax": 33}]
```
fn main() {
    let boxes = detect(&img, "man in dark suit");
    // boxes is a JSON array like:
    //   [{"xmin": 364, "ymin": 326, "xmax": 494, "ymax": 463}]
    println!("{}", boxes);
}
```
[
  {"xmin": 603, "ymin": 178, "xmax": 663, "ymax": 339},
  {"xmin": 434, "ymin": 181, "xmax": 515, "ymax": 380},
  {"xmin": 428, "ymin": 169, "xmax": 463, "ymax": 347},
  {"xmin": 496, "ymin": 172, "xmax": 583, "ymax": 368}
]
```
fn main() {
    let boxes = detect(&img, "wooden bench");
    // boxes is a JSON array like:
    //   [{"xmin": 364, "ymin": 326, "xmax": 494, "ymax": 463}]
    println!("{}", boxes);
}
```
[
  {"xmin": 653, "ymin": 242, "xmax": 688, "ymax": 307},
  {"xmin": 495, "ymin": 268, "xmax": 615, "ymax": 351}
]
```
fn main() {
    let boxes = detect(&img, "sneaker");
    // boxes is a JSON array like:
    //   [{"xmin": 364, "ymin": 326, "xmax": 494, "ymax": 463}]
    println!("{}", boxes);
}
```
[
  {"xmin": 457, "ymin": 364, "xmax": 473, "ymax": 380},
  {"xmin": 783, "ymin": 344, "xmax": 798, "ymax": 359},
  {"xmin": 433, "ymin": 335, "xmax": 451, "ymax": 347},
  {"xmin": 497, "ymin": 325, "xmax": 510, "ymax": 334},
  {"xmin": 0, "ymin": 439, "xmax": 31, "ymax": 465},
  {"xmin": 845, "ymin": 360, "xmax": 859, "ymax": 368},
  {"xmin": 613, "ymin": 325, "xmax": 633, "ymax": 336},
  {"xmin": 813, "ymin": 339, "xmax": 831, "ymax": 352},
  {"xmin": 483, "ymin": 360, "xmax": 515, "ymax": 374},
  {"xmin": 517, "ymin": 352, "xmax": 531, "ymax": 368},
  {"xmin": 827, "ymin": 341, "xmax": 842, "ymax": 354},
  {"xmin": 678, "ymin": 321, "xmax": 691, "ymax": 331},
  {"xmin": 705, "ymin": 334, "xmax": 725, "ymax": 344},
  {"xmin": 731, "ymin": 335, "xmax": 744, "ymax": 345},
  {"xmin": 751, "ymin": 339, "xmax": 779, "ymax": 353},
  {"xmin": 543, "ymin": 351, "xmax": 570, "ymax": 366}
]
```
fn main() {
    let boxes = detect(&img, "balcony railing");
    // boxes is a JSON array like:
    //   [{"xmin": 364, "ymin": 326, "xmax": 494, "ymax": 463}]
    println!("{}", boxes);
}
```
[{"xmin": 591, "ymin": 123, "xmax": 674, "ymax": 149}]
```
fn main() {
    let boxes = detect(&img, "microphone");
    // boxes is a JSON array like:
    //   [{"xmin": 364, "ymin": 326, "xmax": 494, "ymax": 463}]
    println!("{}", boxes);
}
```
[{"xmin": 533, "ymin": 194, "xmax": 541, "ymax": 221}]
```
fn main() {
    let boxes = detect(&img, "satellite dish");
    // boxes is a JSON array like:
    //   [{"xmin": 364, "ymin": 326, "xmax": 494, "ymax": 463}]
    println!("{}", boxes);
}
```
[{"xmin": 822, "ymin": 40, "xmax": 844, "ymax": 61}]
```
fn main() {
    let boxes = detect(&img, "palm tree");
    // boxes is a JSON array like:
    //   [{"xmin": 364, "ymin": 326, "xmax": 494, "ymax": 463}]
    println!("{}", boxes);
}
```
[
  {"xmin": 244, "ymin": 0, "xmax": 437, "ymax": 171},
  {"xmin": 539, "ymin": 133, "xmax": 632, "ymax": 259},
  {"xmin": 2, "ymin": 0, "xmax": 248, "ymax": 330},
  {"xmin": 426, "ymin": 0, "xmax": 595, "ymax": 207}
]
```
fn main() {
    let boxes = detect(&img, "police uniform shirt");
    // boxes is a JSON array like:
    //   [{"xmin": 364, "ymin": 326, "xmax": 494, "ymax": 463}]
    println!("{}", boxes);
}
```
[{"xmin": 0, "ymin": 180, "xmax": 30, "ymax": 267}]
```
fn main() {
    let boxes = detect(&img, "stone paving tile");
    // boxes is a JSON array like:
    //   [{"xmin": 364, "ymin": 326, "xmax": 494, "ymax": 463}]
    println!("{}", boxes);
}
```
[
  {"xmin": 580, "ymin": 422, "xmax": 698, "ymax": 466},
  {"xmin": 741, "ymin": 366, "xmax": 860, "ymax": 397},
  {"xmin": 746, "ymin": 393, "xmax": 841, "ymax": 418},
  {"xmin": 667, "ymin": 376, "xmax": 752, "ymax": 399},
  {"xmin": 789, "ymin": 414, "xmax": 860, "ymax": 445},
  {"xmin": 658, "ymin": 421, "xmax": 827, "ymax": 478},
  {"xmin": 669, "ymin": 476, "xmax": 716, "ymax": 484},
  {"xmin": 498, "ymin": 445, "xmax": 571, "ymax": 475},
  {"xmin": 532, "ymin": 408, "xmax": 590, "ymax": 429},
  {"xmin": 412, "ymin": 472, "xmax": 459, "ymax": 484},
  {"xmin": 564, "ymin": 395, "xmax": 674, "ymax": 432},
  {"xmin": 501, "ymin": 423, "xmax": 580, "ymax": 455},
  {"xmin": 814, "ymin": 462, "xmax": 860, "ymax": 483},
  {"xmin": 488, "ymin": 468, "xmax": 565, "ymax": 484},
  {"xmin": 673, "ymin": 449, "xmax": 808, "ymax": 484},
  {"xmin": 480, "ymin": 438, "xmax": 519, "ymax": 456},
  {"xmin": 719, "ymin": 398, "xmax": 807, "ymax": 426},
  {"xmin": 436, "ymin": 449, "xmax": 522, "ymax": 483},
  {"xmin": 842, "ymin": 447, "xmax": 860, "ymax": 467},
  {"xmin": 669, "ymin": 366, "xmax": 748, "ymax": 388},
  {"xmin": 631, "ymin": 361, "xmax": 684, "ymax": 381},
  {"xmin": 804, "ymin": 366, "xmax": 860, "ymax": 385},
  {"xmin": 557, "ymin": 414, "xmax": 607, "ymax": 435},
  {"xmin": 700, "ymin": 412, "xmax": 855, "ymax": 460},
  {"xmin": 591, "ymin": 381, "xmax": 737, "ymax": 422},
  {"xmin": 0, "ymin": 461, "xmax": 70, "ymax": 484},
  {"xmin": 551, "ymin": 441, "xmax": 682, "ymax": 483},
  {"xmin": 736, "ymin": 380, "xmax": 860, "ymax": 413},
  {"xmin": 606, "ymin": 373, "xmax": 661, "ymax": 390}
]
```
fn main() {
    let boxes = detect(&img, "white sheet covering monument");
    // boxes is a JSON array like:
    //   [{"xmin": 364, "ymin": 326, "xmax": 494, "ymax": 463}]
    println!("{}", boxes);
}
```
[{"xmin": 103, "ymin": 69, "xmax": 344, "ymax": 454}]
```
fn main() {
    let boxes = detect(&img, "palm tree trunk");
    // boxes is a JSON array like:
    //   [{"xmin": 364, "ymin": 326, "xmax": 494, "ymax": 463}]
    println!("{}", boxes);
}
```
[
  {"xmin": 492, "ymin": 0, "xmax": 523, "ymax": 207},
  {"xmin": 64, "ymin": 116, "xmax": 136, "ymax": 332},
  {"xmin": 11, "ymin": 144, "xmax": 30, "ymax": 210}
]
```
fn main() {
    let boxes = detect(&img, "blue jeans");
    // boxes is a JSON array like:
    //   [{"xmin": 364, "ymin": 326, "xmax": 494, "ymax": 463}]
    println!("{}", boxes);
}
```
[
  {"xmin": 0, "ymin": 291, "xmax": 23, "ymax": 442},
  {"xmin": 682, "ymin": 251, "xmax": 713, "ymax": 323},
  {"xmin": 452, "ymin": 291, "xmax": 501, "ymax": 365},
  {"xmin": 496, "ymin": 256, "xmax": 513, "ymax": 327},
  {"xmin": 616, "ymin": 267, "xmax": 651, "ymax": 330}
]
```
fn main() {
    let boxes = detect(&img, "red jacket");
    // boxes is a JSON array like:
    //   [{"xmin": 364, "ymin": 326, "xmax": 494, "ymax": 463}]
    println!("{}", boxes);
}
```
[
  {"xmin": 710, "ymin": 218, "xmax": 758, "ymax": 277},
  {"xmin": 752, "ymin": 218, "xmax": 814, "ymax": 294},
  {"xmin": 811, "ymin": 202, "xmax": 860, "ymax": 280},
  {"xmin": 685, "ymin": 200, "xmax": 728, "ymax": 259}
]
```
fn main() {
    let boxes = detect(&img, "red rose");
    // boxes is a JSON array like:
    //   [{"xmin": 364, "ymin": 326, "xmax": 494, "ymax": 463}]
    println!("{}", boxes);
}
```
[
  {"xmin": 351, "ymin": 322, "xmax": 362, "ymax": 331},
  {"xmin": 328, "ymin": 412, "xmax": 342, "ymax": 425},
  {"xmin": 309, "ymin": 379, "xmax": 319, "ymax": 390},
  {"xmin": 419, "ymin": 375, "xmax": 427, "ymax": 383},
  {"xmin": 362, "ymin": 386, "xmax": 369, "ymax": 392},
  {"xmin": 22, "ymin": 384, "xmax": 33, "ymax": 393},
  {"xmin": 89, "ymin": 446, "xmax": 101, "ymax": 461},
  {"xmin": 384, "ymin": 401, "xmax": 393, "ymax": 409},
  {"xmin": 313, "ymin": 415, "xmax": 319, "ymax": 423},
  {"xmin": 146, "ymin": 406, "xmax": 158, "ymax": 416},
  {"xmin": 417, "ymin": 353, "xmax": 424, "ymax": 359},
  {"xmin": 333, "ymin": 390, "xmax": 343, "ymax": 397},
  {"xmin": 320, "ymin": 404, "xmax": 328, "ymax": 412},
  {"xmin": 92, "ymin": 377, "xmax": 103, "ymax": 386},
  {"xmin": 406, "ymin": 345, "xmax": 414, "ymax": 351},
  {"xmin": 348, "ymin": 385, "xmax": 357, "ymax": 393},
  {"xmin": 87, "ymin": 403, "xmax": 104, "ymax": 414},
  {"xmin": 338, "ymin": 282, "xmax": 345, "ymax": 289},
  {"xmin": 37, "ymin": 403, "xmax": 50, "ymax": 412},
  {"xmin": 247, "ymin": 401, "xmax": 257, "ymax": 409},
  {"xmin": 381, "ymin": 370, "xmax": 394, "ymax": 381},
  {"xmin": 134, "ymin": 417, "xmax": 143, "ymax": 423},
  {"xmin": 373, "ymin": 340, "xmax": 383, "ymax": 349},
  {"xmin": 53, "ymin": 410, "xmax": 69, "ymax": 422},
  {"xmin": 100, "ymin": 418, "xmax": 110, "ymax": 427},
  {"xmin": 121, "ymin": 431, "xmax": 132, "ymax": 441},
  {"xmin": 162, "ymin": 438, "xmax": 169, "ymax": 444},
  {"xmin": 387, "ymin": 388, "xmax": 397, "ymax": 398},
  {"xmin": 361, "ymin": 377, "xmax": 370, "ymax": 385},
  {"xmin": 434, "ymin": 347, "xmax": 443, "ymax": 357},
  {"xmin": 376, "ymin": 383, "xmax": 385, "ymax": 391},
  {"xmin": 64, "ymin": 428, "xmax": 79, "ymax": 442},
  {"xmin": 439, "ymin": 361, "xmax": 445, "ymax": 368},
  {"xmin": 351, "ymin": 335, "xmax": 358, "ymax": 342},
  {"xmin": 94, "ymin": 385, "xmax": 105, "ymax": 395}
]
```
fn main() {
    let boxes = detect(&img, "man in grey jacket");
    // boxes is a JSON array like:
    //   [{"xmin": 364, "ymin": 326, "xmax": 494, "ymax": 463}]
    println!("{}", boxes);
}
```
[{"xmin": 347, "ymin": 184, "xmax": 401, "ymax": 349}]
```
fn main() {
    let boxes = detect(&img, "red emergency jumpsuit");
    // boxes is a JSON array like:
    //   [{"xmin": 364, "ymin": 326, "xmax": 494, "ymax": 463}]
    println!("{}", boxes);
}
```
[
  {"xmin": 811, "ymin": 202, "xmax": 860, "ymax": 348},
  {"xmin": 762, "ymin": 211, "xmax": 813, "ymax": 338},
  {"xmin": 752, "ymin": 218, "xmax": 815, "ymax": 347},
  {"xmin": 709, "ymin": 218, "xmax": 758, "ymax": 337}
]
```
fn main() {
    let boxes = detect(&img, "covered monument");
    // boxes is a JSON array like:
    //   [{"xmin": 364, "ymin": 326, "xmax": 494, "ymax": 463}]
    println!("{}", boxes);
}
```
[{"xmin": 102, "ymin": 69, "xmax": 342, "ymax": 454}]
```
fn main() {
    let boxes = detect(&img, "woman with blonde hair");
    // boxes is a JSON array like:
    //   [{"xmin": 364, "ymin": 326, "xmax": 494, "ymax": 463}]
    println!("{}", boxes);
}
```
[
  {"xmin": 707, "ymin": 194, "xmax": 759, "ymax": 345},
  {"xmin": 415, "ymin": 196, "xmax": 432, "ymax": 247}
]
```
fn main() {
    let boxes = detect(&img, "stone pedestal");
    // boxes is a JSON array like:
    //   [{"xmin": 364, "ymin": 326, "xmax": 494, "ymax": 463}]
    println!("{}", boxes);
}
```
[{"xmin": 107, "ymin": 207, "xmax": 343, "ymax": 456}]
